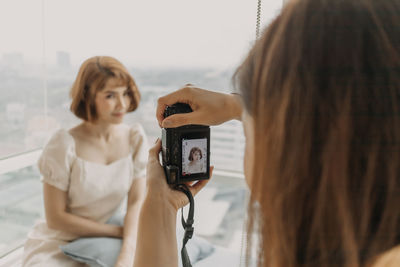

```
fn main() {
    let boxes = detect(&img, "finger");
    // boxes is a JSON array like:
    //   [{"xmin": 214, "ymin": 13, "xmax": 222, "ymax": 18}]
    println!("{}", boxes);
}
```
[
  {"xmin": 156, "ymin": 101, "xmax": 168, "ymax": 127},
  {"xmin": 148, "ymin": 139, "xmax": 162, "ymax": 161},
  {"xmin": 187, "ymin": 166, "xmax": 214, "ymax": 196},
  {"xmin": 182, "ymin": 181, "xmax": 196, "ymax": 187},
  {"xmin": 161, "ymin": 113, "xmax": 192, "ymax": 128},
  {"xmin": 188, "ymin": 179, "xmax": 210, "ymax": 197},
  {"xmin": 161, "ymin": 111, "xmax": 206, "ymax": 128},
  {"xmin": 156, "ymin": 90, "xmax": 188, "ymax": 125},
  {"xmin": 156, "ymin": 88, "xmax": 193, "ymax": 126}
]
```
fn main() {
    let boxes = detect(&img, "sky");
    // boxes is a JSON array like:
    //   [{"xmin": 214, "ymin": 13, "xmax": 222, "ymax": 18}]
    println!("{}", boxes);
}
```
[{"xmin": 0, "ymin": 0, "xmax": 283, "ymax": 68}]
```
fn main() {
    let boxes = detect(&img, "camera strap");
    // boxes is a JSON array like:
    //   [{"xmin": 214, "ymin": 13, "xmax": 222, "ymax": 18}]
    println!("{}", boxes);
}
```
[{"xmin": 174, "ymin": 184, "xmax": 195, "ymax": 267}]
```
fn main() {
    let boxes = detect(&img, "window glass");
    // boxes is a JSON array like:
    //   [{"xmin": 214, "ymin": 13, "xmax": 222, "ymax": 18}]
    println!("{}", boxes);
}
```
[
  {"xmin": 0, "ymin": 166, "xmax": 43, "ymax": 256},
  {"xmin": 43, "ymin": 0, "xmax": 282, "ymax": 172},
  {"xmin": 0, "ymin": 0, "xmax": 45, "ymax": 159},
  {"xmin": 0, "ymin": 0, "xmax": 283, "ymax": 259},
  {"xmin": 0, "ymin": 0, "xmax": 282, "ymax": 160}
]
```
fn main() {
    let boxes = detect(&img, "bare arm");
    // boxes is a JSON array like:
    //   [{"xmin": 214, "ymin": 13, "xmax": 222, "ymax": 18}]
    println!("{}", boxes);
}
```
[
  {"xmin": 133, "ymin": 140, "xmax": 211, "ymax": 267},
  {"xmin": 156, "ymin": 86, "xmax": 243, "ymax": 128},
  {"xmin": 114, "ymin": 177, "xmax": 146, "ymax": 267},
  {"xmin": 133, "ymin": 193, "xmax": 179, "ymax": 267},
  {"xmin": 43, "ymin": 183, "xmax": 122, "ymax": 238}
]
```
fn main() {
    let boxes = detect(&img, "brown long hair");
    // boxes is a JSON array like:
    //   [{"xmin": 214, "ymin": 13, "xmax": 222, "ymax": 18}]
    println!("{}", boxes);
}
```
[{"xmin": 234, "ymin": 0, "xmax": 400, "ymax": 266}]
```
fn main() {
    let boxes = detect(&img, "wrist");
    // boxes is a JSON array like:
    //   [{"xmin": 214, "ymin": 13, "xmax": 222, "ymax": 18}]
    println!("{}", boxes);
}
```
[
  {"xmin": 111, "ymin": 225, "xmax": 123, "ymax": 238},
  {"xmin": 228, "ymin": 93, "xmax": 243, "ymax": 121},
  {"xmin": 143, "ymin": 190, "xmax": 178, "ymax": 216}
]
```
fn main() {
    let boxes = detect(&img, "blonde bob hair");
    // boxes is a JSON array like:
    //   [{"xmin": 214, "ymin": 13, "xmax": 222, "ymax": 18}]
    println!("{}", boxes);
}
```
[{"xmin": 70, "ymin": 56, "xmax": 140, "ymax": 121}]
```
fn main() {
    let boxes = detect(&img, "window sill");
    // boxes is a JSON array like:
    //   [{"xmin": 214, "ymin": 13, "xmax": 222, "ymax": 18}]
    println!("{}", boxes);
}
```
[{"xmin": 0, "ymin": 149, "xmax": 42, "ymax": 176}]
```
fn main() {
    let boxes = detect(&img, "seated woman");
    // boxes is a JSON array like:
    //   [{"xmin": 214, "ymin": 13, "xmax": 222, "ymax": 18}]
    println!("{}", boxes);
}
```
[
  {"xmin": 186, "ymin": 147, "xmax": 204, "ymax": 174},
  {"xmin": 22, "ymin": 56, "xmax": 148, "ymax": 267}
]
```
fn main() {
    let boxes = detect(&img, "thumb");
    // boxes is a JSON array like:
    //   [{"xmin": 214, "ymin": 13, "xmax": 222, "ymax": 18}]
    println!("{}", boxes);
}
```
[
  {"xmin": 148, "ymin": 139, "xmax": 161, "ymax": 161},
  {"xmin": 187, "ymin": 166, "xmax": 214, "ymax": 196}
]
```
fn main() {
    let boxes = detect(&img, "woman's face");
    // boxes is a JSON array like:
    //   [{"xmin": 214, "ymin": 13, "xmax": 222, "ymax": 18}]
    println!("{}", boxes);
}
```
[
  {"xmin": 242, "ymin": 110, "xmax": 255, "ymax": 187},
  {"xmin": 94, "ymin": 79, "xmax": 131, "ymax": 124},
  {"xmin": 192, "ymin": 151, "xmax": 201, "ymax": 161}
]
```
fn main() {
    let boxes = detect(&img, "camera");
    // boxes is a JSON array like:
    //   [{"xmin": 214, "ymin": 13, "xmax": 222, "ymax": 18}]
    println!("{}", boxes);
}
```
[{"xmin": 161, "ymin": 103, "xmax": 210, "ymax": 185}]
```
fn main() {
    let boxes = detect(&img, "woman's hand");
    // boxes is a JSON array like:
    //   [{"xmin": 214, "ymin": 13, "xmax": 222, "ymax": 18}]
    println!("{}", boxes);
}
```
[
  {"xmin": 156, "ymin": 85, "xmax": 242, "ymax": 128},
  {"xmin": 43, "ymin": 183, "xmax": 125, "ymax": 238},
  {"xmin": 133, "ymin": 139, "xmax": 212, "ymax": 267},
  {"xmin": 113, "ymin": 225, "xmax": 124, "ymax": 238},
  {"xmin": 146, "ymin": 139, "xmax": 212, "ymax": 212}
]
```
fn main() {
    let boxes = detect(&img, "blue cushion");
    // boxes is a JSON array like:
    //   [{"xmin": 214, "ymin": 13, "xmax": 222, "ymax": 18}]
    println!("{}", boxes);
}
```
[{"xmin": 60, "ymin": 214, "xmax": 214, "ymax": 267}]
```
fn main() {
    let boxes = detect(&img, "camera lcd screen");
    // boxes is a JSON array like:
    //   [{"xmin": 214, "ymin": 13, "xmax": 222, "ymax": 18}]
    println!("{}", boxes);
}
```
[{"xmin": 182, "ymin": 138, "xmax": 207, "ymax": 176}]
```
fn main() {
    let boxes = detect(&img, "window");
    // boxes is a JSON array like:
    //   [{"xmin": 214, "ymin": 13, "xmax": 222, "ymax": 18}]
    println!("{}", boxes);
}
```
[
  {"xmin": 0, "ymin": 0, "xmax": 283, "ymax": 260},
  {"xmin": 0, "ymin": 0, "xmax": 44, "ymax": 158}
]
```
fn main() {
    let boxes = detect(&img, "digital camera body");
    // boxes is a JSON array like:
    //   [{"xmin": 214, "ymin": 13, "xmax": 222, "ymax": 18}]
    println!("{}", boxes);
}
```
[{"xmin": 161, "ymin": 103, "xmax": 210, "ymax": 185}]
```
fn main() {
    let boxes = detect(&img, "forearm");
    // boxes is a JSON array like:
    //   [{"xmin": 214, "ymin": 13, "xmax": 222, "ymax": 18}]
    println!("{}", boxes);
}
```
[
  {"xmin": 46, "ymin": 212, "xmax": 122, "ymax": 238},
  {"xmin": 121, "ymin": 203, "xmax": 141, "ymax": 250},
  {"xmin": 133, "ymin": 195, "xmax": 178, "ymax": 267},
  {"xmin": 116, "ymin": 201, "xmax": 142, "ymax": 266}
]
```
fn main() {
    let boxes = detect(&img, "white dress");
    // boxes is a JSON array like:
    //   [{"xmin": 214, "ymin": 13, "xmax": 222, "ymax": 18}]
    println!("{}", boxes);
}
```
[
  {"xmin": 187, "ymin": 161, "xmax": 204, "ymax": 174},
  {"xmin": 22, "ymin": 123, "xmax": 148, "ymax": 267}
]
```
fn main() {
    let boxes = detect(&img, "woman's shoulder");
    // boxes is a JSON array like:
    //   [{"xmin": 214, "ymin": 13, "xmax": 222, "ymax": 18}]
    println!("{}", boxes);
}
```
[
  {"xmin": 44, "ymin": 128, "xmax": 75, "ymax": 151},
  {"xmin": 39, "ymin": 128, "xmax": 76, "ymax": 191},
  {"xmin": 128, "ymin": 123, "xmax": 147, "ymax": 145},
  {"xmin": 371, "ymin": 245, "xmax": 400, "ymax": 267},
  {"xmin": 128, "ymin": 122, "xmax": 146, "ymax": 136}
]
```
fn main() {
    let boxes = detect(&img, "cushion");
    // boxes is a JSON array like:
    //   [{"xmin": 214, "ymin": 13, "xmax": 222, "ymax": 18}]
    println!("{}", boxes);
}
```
[
  {"xmin": 60, "ymin": 214, "xmax": 124, "ymax": 267},
  {"xmin": 60, "ymin": 214, "xmax": 214, "ymax": 267}
]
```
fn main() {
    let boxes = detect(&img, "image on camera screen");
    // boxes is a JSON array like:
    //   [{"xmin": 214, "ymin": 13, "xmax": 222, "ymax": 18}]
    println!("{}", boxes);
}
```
[{"xmin": 182, "ymin": 138, "xmax": 207, "ymax": 176}]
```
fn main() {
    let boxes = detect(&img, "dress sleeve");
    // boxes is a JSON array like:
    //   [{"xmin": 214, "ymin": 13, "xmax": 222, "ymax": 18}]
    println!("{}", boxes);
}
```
[
  {"xmin": 38, "ymin": 129, "xmax": 75, "ymax": 191},
  {"xmin": 130, "ymin": 123, "xmax": 149, "ymax": 179}
]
